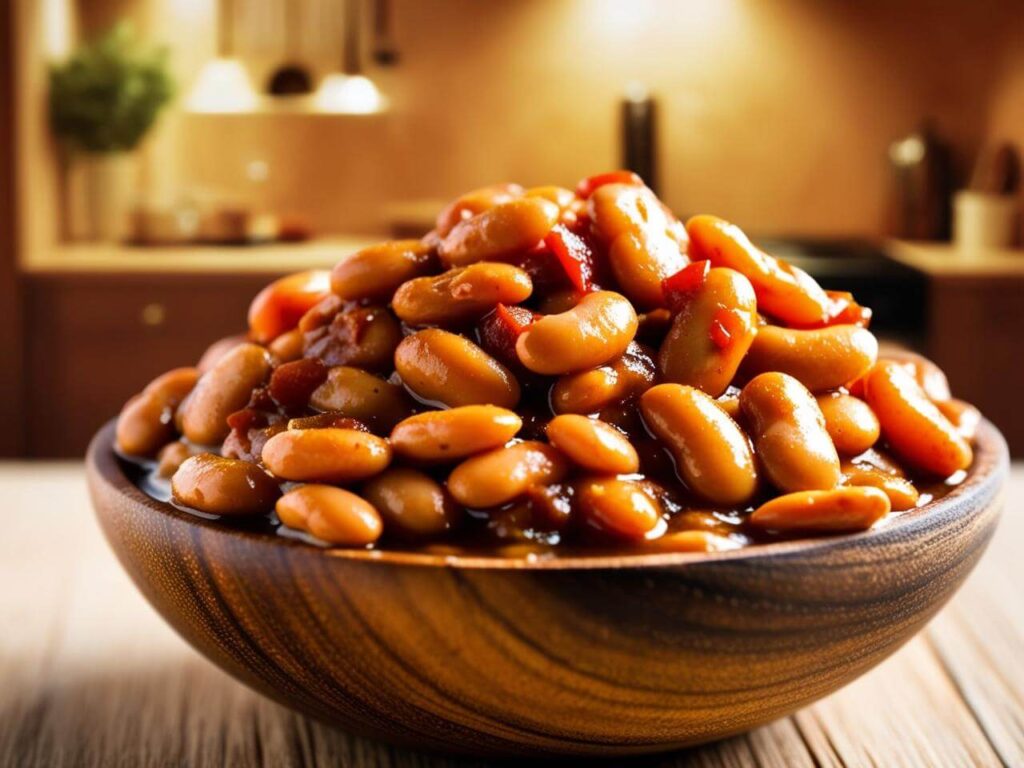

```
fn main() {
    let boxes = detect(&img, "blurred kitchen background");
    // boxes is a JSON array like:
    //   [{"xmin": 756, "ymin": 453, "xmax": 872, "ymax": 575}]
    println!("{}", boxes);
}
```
[{"xmin": 1, "ymin": 0, "xmax": 1023, "ymax": 458}]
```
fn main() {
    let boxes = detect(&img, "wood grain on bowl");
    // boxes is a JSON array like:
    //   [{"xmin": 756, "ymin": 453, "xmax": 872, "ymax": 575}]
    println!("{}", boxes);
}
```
[{"xmin": 87, "ymin": 420, "xmax": 1008, "ymax": 758}]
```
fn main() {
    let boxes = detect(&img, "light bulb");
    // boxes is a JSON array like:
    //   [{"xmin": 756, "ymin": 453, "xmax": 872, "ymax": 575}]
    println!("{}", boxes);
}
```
[
  {"xmin": 187, "ymin": 58, "xmax": 259, "ymax": 114},
  {"xmin": 314, "ymin": 74, "xmax": 386, "ymax": 115}
]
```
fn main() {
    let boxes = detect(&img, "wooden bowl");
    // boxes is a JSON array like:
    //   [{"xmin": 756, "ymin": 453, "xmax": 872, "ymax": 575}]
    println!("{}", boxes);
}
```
[{"xmin": 87, "ymin": 420, "xmax": 1008, "ymax": 758}]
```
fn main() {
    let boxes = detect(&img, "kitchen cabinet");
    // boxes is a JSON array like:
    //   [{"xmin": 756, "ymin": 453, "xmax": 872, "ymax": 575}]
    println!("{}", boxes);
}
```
[{"xmin": 24, "ymin": 272, "xmax": 278, "ymax": 457}]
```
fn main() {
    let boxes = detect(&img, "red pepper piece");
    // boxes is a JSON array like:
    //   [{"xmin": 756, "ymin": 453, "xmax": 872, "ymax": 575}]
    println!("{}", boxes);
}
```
[
  {"xmin": 575, "ymin": 170, "xmax": 644, "ymax": 199},
  {"xmin": 544, "ymin": 224, "xmax": 594, "ymax": 294},
  {"xmin": 709, "ymin": 308, "xmax": 745, "ymax": 350},
  {"xmin": 662, "ymin": 260, "xmax": 711, "ymax": 310},
  {"xmin": 478, "ymin": 303, "xmax": 538, "ymax": 366}
]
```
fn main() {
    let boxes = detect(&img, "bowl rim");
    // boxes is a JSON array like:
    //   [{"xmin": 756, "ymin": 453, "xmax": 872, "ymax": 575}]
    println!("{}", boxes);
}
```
[{"xmin": 88, "ymin": 418, "xmax": 1008, "ymax": 571}]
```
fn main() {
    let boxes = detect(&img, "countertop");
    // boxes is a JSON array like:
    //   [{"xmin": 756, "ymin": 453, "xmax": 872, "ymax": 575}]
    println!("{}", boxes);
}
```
[
  {"xmin": 1, "ymin": 463, "xmax": 1021, "ymax": 767},
  {"xmin": 18, "ymin": 238, "xmax": 1024, "ymax": 278}
]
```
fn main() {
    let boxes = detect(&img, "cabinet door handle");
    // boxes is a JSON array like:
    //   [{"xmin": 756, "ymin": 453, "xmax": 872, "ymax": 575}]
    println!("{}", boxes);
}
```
[{"xmin": 140, "ymin": 302, "xmax": 167, "ymax": 327}]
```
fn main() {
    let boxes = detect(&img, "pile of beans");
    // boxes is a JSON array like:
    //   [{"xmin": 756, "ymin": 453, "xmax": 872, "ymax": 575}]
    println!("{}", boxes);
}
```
[{"xmin": 116, "ymin": 172, "xmax": 982, "ymax": 556}]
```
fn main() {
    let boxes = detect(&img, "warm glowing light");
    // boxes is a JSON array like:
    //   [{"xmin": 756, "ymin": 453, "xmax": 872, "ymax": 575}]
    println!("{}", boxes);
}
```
[
  {"xmin": 187, "ymin": 58, "xmax": 259, "ymax": 113},
  {"xmin": 43, "ymin": 0, "xmax": 74, "ymax": 58},
  {"xmin": 314, "ymin": 74, "xmax": 387, "ymax": 115}
]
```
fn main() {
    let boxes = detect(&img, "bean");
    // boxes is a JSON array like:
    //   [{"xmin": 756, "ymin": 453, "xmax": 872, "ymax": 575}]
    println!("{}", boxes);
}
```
[
  {"xmin": 116, "ymin": 367, "xmax": 200, "ymax": 456},
  {"xmin": 545, "ymin": 415, "xmax": 639, "ymax": 474},
  {"xmin": 576, "ymin": 477, "xmax": 663, "ymax": 540},
  {"xmin": 740, "ymin": 372, "xmax": 841, "ymax": 492},
  {"xmin": 276, "ymin": 485, "xmax": 382, "ymax": 546},
  {"xmin": 536, "ymin": 288, "xmax": 582, "ymax": 315},
  {"xmin": 686, "ymin": 214, "xmax": 829, "ymax": 326},
  {"xmin": 197, "ymin": 334, "xmax": 246, "ymax": 373},
  {"xmin": 267, "ymin": 328, "xmax": 304, "ymax": 362},
  {"xmin": 643, "ymin": 530, "xmax": 741, "ymax": 553},
  {"xmin": 303, "ymin": 305, "xmax": 402, "ymax": 373},
  {"xmin": 516, "ymin": 291, "xmax": 638, "ymax": 375},
  {"xmin": 864, "ymin": 360, "xmax": 972, "ymax": 476},
  {"xmin": 436, "ymin": 183, "xmax": 524, "ymax": 237},
  {"xmin": 331, "ymin": 240, "xmax": 435, "ymax": 302},
  {"xmin": 362, "ymin": 469, "xmax": 461, "ymax": 539},
  {"xmin": 749, "ymin": 486, "xmax": 890, "ymax": 532},
  {"xmin": 640, "ymin": 384, "xmax": 758, "ymax": 506},
  {"xmin": 309, "ymin": 366, "xmax": 412, "ymax": 431},
  {"xmin": 742, "ymin": 324, "xmax": 878, "ymax": 392},
  {"xmin": 608, "ymin": 230, "xmax": 688, "ymax": 309},
  {"xmin": 447, "ymin": 441, "xmax": 568, "ymax": 508},
  {"xmin": 815, "ymin": 392, "xmax": 880, "ymax": 455},
  {"xmin": 880, "ymin": 350, "xmax": 951, "ymax": 402},
  {"xmin": 261, "ymin": 428, "xmax": 391, "ymax": 483},
  {"xmin": 936, "ymin": 398, "xmax": 981, "ymax": 441},
  {"xmin": 156, "ymin": 441, "xmax": 196, "ymax": 478},
  {"xmin": 842, "ymin": 463, "xmax": 919, "ymax": 511},
  {"xmin": 390, "ymin": 405, "xmax": 522, "ymax": 461},
  {"xmin": 395, "ymin": 329, "xmax": 520, "ymax": 408},
  {"xmin": 525, "ymin": 185, "xmax": 576, "ymax": 208},
  {"xmin": 716, "ymin": 394, "xmax": 742, "ymax": 422},
  {"xmin": 550, "ymin": 344, "xmax": 656, "ymax": 414},
  {"xmin": 180, "ymin": 344, "xmax": 272, "ymax": 446},
  {"xmin": 588, "ymin": 183, "xmax": 671, "ymax": 243},
  {"xmin": 171, "ymin": 453, "xmax": 280, "ymax": 515},
  {"xmin": 248, "ymin": 270, "xmax": 331, "ymax": 343},
  {"xmin": 658, "ymin": 267, "xmax": 759, "ymax": 396},
  {"xmin": 439, "ymin": 197, "xmax": 560, "ymax": 266},
  {"xmin": 392, "ymin": 262, "xmax": 532, "ymax": 326}
]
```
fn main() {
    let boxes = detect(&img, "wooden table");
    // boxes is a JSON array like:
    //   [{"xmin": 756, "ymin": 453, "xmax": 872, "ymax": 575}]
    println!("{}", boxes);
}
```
[{"xmin": 2, "ymin": 464, "xmax": 1021, "ymax": 767}]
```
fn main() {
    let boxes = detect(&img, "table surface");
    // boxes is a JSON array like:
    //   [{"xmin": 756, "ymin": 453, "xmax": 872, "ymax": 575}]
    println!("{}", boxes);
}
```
[{"xmin": 1, "ymin": 463, "xmax": 1021, "ymax": 768}]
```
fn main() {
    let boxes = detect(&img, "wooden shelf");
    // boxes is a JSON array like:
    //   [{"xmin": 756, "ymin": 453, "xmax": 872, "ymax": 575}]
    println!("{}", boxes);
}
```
[{"xmin": 20, "ymin": 237, "xmax": 380, "ymax": 276}]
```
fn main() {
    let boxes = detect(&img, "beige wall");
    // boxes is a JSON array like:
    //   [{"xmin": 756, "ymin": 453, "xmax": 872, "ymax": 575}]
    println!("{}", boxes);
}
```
[{"xmin": 78, "ymin": 0, "xmax": 1024, "ymax": 237}]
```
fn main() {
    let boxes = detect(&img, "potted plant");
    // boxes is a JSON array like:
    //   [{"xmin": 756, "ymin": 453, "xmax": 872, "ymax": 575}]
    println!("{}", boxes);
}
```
[{"xmin": 50, "ymin": 23, "xmax": 174, "ymax": 241}]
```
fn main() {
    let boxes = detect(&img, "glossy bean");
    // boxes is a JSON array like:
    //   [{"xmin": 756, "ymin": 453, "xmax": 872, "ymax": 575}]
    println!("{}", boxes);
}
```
[
  {"xmin": 658, "ymin": 267, "xmax": 758, "ymax": 396},
  {"xmin": 276, "ymin": 485, "xmax": 382, "ymax": 546},
  {"xmin": 171, "ymin": 453, "xmax": 280, "ymax": 515},
  {"xmin": 267, "ymin": 328, "xmax": 304, "ymax": 362},
  {"xmin": 248, "ymin": 270, "xmax": 331, "ymax": 343},
  {"xmin": 545, "ymin": 415, "xmax": 639, "ymax": 474},
  {"xmin": 395, "ymin": 329, "xmax": 520, "ymax": 408},
  {"xmin": 864, "ymin": 360, "xmax": 972, "ymax": 476},
  {"xmin": 642, "ymin": 530, "xmax": 741, "ymax": 553},
  {"xmin": 576, "ymin": 477, "xmax": 663, "ymax": 540},
  {"xmin": 116, "ymin": 367, "xmax": 200, "ymax": 456},
  {"xmin": 390, "ymin": 405, "xmax": 522, "ymax": 461},
  {"xmin": 447, "ymin": 441, "xmax": 568, "ymax": 508},
  {"xmin": 330, "ymin": 240, "xmax": 435, "ymax": 301},
  {"xmin": 640, "ymin": 383, "xmax": 759, "ymax": 506},
  {"xmin": 880, "ymin": 350, "xmax": 951, "ymax": 402},
  {"xmin": 749, "ymin": 486, "xmax": 890, "ymax": 532},
  {"xmin": 742, "ymin": 324, "xmax": 878, "ymax": 392},
  {"xmin": 608, "ymin": 229, "xmax": 688, "ymax": 309},
  {"xmin": 197, "ymin": 334, "xmax": 246, "ymax": 373},
  {"xmin": 308, "ymin": 366, "xmax": 412, "ymax": 430},
  {"xmin": 362, "ymin": 468, "xmax": 461, "ymax": 539},
  {"xmin": 588, "ymin": 183, "xmax": 671, "ymax": 243},
  {"xmin": 686, "ymin": 214, "xmax": 829, "ymax": 326},
  {"xmin": 261, "ymin": 428, "xmax": 391, "ymax": 483},
  {"xmin": 156, "ymin": 440, "xmax": 197, "ymax": 478},
  {"xmin": 936, "ymin": 398, "xmax": 981, "ymax": 441},
  {"xmin": 524, "ymin": 185, "xmax": 576, "ymax": 209},
  {"xmin": 392, "ymin": 262, "xmax": 532, "ymax": 326},
  {"xmin": 550, "ymin": 345, "xmax": 655, "ymax": 414},
  {"xmin": 842, "ymin": 463, "xmax": 920, "ymax": 511},
  {"xmin": 740, "ymin": 372, "xmax": 841, "ymax": 492},
  {"xmin": 180, "ymin": 344, "xmax": 272, "ymax": 446},
  {"xmin": 439, "ymin": 197, "xmax": 560, "ymax": 267},
  {"xmin": 436, "ymin": 183, "xmax": 524, "ymax": 237},
  {"xmin": 815, "ymin": 392, "xmax": 880, "ymax": 455},
  {"xmin": 516, "ymin": 291, "xmax": 638, "ymax": 375}
]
